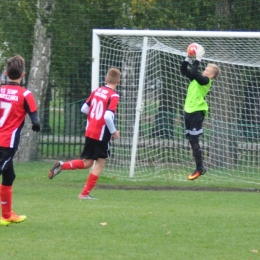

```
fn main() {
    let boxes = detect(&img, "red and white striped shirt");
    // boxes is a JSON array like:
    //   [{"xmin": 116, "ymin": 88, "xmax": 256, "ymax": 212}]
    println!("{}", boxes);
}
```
[
  {"xmin": 0, "ymin": 83, "xmax": 38, "ymax": 148},
  {"xmin": 84, "ymin": 86, "xmax": 119, "ymax": 142}
]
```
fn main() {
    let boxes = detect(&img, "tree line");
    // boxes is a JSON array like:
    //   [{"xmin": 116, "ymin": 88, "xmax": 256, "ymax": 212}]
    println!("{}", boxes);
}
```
[{"xmin": 0, "ymin": 0, "xmax": 259, "ymax": 160}]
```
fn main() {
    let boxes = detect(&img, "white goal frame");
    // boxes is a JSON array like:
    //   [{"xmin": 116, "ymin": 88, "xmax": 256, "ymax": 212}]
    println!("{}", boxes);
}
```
[{"xmin": 92, "ymin": 29, "xmax": 260, "ymax": 181}]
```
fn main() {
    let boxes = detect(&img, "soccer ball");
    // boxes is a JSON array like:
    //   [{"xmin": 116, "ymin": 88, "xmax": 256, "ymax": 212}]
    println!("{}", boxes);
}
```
[{"xmin": 187, "ymin": 43, "xmax": 198, "ymax": 57}]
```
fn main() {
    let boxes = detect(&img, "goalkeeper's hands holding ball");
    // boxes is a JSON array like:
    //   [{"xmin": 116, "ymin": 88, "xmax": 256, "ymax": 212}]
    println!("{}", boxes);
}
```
[
  {"xmin": 195, "ymin": 44, "xmax": 205, "ymax": 61},
  {"xmin": 185, "ymin": 51, "xmax": 194, "ymax": 63},
  {"xmin": 185, "ymin": 55, "xmax": 192, "ymax": 63}
]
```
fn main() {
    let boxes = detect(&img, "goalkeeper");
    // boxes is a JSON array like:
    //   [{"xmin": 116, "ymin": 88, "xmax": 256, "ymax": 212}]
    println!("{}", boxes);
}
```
[{"xmin": 181, "ymin": 44, "xmax": 220, "ymax": 180}]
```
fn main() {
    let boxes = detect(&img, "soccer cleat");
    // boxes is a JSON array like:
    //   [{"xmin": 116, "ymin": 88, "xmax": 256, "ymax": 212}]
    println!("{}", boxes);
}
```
[
  {"xmin": 78, "ymin": 194, "xmax": 98, "ymax": 200},
  {"xmin": 48, "ymin": 161, "xmax": 63, "ymax": 179},
  {"xmin": 0, "ymin": 212, "xmax": 27, "ymax": 226},
  {"xmin": 187, "ymin": 167, "xmax": 207, "ymax": 180}
]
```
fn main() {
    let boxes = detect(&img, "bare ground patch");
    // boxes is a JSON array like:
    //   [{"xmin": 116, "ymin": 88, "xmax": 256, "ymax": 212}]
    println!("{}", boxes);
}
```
[{"xmin": 97, "ymin": 185, "xmax": 260, "ymax": 193}]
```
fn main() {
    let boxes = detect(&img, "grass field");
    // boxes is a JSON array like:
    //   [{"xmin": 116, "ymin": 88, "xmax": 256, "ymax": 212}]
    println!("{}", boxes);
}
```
[{"xmin": 1, "ymin": 161, "xmax": 260, "ymax": 260}]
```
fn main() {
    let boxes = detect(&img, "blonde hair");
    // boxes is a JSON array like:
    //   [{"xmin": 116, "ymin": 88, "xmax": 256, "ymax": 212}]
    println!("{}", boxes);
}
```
[
  {"xmin": 106, "ymin": 67, "xmax": 121, "ymax": 84},
  {"xmin": 208, "ymin": 63, "xmax": 220, "ymax": 79}
]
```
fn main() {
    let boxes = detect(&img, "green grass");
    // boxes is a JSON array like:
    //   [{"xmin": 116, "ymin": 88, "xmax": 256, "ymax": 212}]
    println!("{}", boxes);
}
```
[{"xmin": 1, "ymin": 161, "xmax": 260, "ymax": 260}]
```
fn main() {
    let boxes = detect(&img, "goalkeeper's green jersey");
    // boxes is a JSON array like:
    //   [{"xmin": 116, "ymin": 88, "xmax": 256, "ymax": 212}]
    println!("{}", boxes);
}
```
[{"xmin": 184, "ymin": 79, "xmax": 212, "ymax": 113}]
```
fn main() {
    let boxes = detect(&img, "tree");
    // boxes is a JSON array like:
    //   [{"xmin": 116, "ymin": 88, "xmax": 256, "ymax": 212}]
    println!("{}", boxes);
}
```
[
  {"xmin": 16, "ymin": 0, "xmax": 54, "ymax": 160},
  {"xmin": 1, "ymin": 0, "xmax": 260, "ymax": 161}
]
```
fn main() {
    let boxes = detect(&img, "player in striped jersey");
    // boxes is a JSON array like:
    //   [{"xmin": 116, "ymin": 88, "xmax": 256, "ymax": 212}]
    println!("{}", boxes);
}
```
[
  {"xmin": 48, "ymin": 68, "xmax": 121, "ymax": 199},
  {"xmin": 0, "ymin": 55, "xmax": 40, "ymax": 226}
]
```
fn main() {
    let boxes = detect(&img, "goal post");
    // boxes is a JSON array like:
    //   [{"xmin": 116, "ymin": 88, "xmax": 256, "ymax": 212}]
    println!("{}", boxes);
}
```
[
  {"xmin": 92, "ymin": 29, "xmax": 260, "ymax": 184},
  {"xmin": 129, "ymin": 36, "xmax": 148, "ymax": 177}
]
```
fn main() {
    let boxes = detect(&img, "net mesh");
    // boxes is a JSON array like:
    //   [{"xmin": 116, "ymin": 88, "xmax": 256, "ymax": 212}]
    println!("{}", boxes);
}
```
[{"xmin": 96, "ymin": 33, "xmax": 260, "ymax": 183}]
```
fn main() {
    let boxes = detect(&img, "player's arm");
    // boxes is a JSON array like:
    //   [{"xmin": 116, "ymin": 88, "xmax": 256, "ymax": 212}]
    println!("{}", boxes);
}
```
[
  {"xmin": 81, "ymin": 103, "xmax": 90, "ymax": 114},
  {"xmin": 104, "ymin": 94, "xmax": 120, "ymax": 139},
  {"xmin": 81, "ymin": 92, "xmax": 94, "ymax": 114},
  {"xmin": 24, "ymin": 92, "xmax": 40, "ymax": 132},
  {"xmin": 104, "ymin": 110, "xmax": 116, "ymax": 134},
  {"xmin": 28, "ymin": 111, "xmax": 40, "ymax": 132},
  {"xmin": 104, "ymin": 110, "xmax": 120, "ymax": 140},
  {"xmin": 190, "ymin": 60, "xmax": 210, "ymax": 85},
  {"xmin": 181, "ymin": 60, "xmax": 194, "ymax": 81},
  {"xmin": 190, "ymin": 44, "xmax": 209, "ymax": 85},
  {"xmin": 181, "ymin": 44, "xmax": 198, "ymax": 81}
]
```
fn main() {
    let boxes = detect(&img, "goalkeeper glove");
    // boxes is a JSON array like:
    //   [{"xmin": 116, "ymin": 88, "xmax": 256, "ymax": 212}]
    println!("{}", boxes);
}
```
[
  {"xmin": 195, "ymin": 44, "xmax": 205, "ymax": 61},
  {"xmin": 32, "ymin": 123, "xmax": 40, "ymax": 132},
  {"xmin": 185, "ymin": 56, "xmax": 192, "ymax": 63}
]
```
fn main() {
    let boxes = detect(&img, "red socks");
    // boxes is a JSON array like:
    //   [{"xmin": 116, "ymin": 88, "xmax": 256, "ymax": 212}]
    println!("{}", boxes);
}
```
[
  {"xmin": 62, "ymin": 160, "xmax": 85, "ymax": 170},
  {"xmin": 80, "ymin": 173, "xmax": 99, "ymax": 196},
  {"xmin": 0, "ymin": 184, "xmax": 12, "ymax": 219}
]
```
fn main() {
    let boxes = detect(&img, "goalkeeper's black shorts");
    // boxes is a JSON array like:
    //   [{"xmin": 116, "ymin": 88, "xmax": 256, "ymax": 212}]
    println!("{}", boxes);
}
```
[{"xmin": 184, "ymin": 111, "xmax": 205, "ymax": 137}]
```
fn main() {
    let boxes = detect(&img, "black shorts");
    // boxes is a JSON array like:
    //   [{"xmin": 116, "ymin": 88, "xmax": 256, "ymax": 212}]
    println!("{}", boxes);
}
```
[
  {"xmin": 80, "ymin": 137, "xmax": 110, "ymax": 160},
  {"xmin": 184, "ymin": 111, "xmax": 205, "ymax": 137},
  {"xmin": 0, "ymin": 147, "xmax": 17, "ymax": 173}
]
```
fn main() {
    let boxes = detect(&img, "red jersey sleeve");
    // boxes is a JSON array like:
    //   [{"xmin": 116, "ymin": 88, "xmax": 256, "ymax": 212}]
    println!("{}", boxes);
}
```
[
  {"xmin": 24, "ymin": 90, "xmax": 38, "ymax": 113},
  {"xmin": 107, "ymin": 93, "xmax": 119, "ymax": 113}
]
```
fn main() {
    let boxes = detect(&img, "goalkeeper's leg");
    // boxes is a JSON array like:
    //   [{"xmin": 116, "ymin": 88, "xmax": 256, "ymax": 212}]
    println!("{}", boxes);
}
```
[
  {"xmin": 187, "ymin": 135, "xmax": 206, "ymax": 180},
  {"xmin": 189, "ymin": 135, "xmax": 203, "ymax": 170}
]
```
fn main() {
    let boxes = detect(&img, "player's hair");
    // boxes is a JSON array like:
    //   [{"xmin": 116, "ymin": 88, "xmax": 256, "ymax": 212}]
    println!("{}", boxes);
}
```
[
  {"xmin": 106, "ymin": 67, "xmax": 121, "ymax": 84},
  {"xmin": 6, "ymin": 55, "xmax": 25, "ymax": 80},
  {"xmin": 208, "ymin": 63, "xmax": 220, "ymax": 79}
]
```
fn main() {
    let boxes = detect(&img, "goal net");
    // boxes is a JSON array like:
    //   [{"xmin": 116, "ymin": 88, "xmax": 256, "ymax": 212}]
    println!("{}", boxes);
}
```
[{"xmin": 92, "ymin": 29, "xmax": 260, "ymax": 184}]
